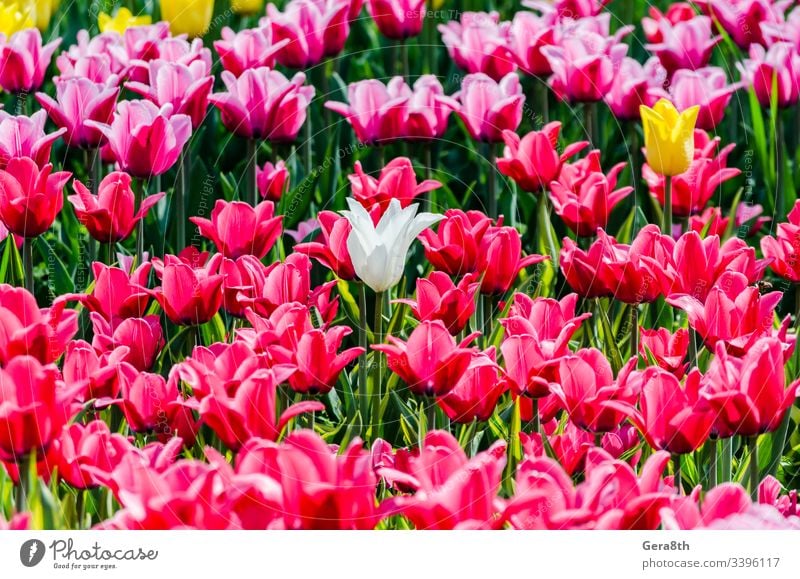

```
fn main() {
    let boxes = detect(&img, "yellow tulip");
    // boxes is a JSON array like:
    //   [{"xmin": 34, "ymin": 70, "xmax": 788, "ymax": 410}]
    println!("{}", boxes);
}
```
[
  {"xmin": 160, "ymin": 0, "xmax": 214, "ymax": 38},
  {"xmin": 231, "ymin": 0, "xmax": 263, "ymax": 15},
  {"xmin": 98, "ymin": 7, "xmax": 152, "ymax": 34},
  {"xmin": 640, "ymin": 98, "xmax": 699, "ymax": 177},
  {"xmin": 0, "ymin": 1, "xmax": 34, "ymax": 37}
]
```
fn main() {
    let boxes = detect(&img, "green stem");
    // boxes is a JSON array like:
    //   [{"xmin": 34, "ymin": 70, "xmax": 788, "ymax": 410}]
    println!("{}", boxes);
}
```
[
  {"xmin": 672, "ymin": 453, "xmax": 682, "ymax": 495},
  {"xmin": 688, "ymin": 326, "xmax": 698, "ymax": 368},
  {"xmin": 22, "ymin": 237, "xmax": 33, "ymax": 294},
  {"xmin": 630, "ymin": 304, "xmax": 639, "ymax": 361},
  {"xmin": 400, "ymin": 39, "xmax": 409, "ymax": 79},
  {"xmin": 535, "ymin": 80, "xmax": 548, "ymax": 125},
  {"xmin": 134, "ymin": 180, "xmax": 144, "ymax": 266},
  {"xmin": 487, "ymin": 143, "xmax": 497, "ymax": 219},
  {"xmin": 427, "ymin": 401, "xmax": 436, "ymax": 434},
  {"xmin": 177, "ymin": 147, "xmax": 189, "ymax": 251},
  {"xmin": 709, "ymin": 439, "xmax": 718, "ymax": 489},
  {"xmin": 537, "ymin": 191, "xmax": 559, "ymax": 265},
  {"xmin": 304, "ymin": 112, "xmax": 313, "ymax": 179},
  {"xmin": 585, "ymin": 101, "xmax": 599, "ymax": 147},
  {"xmin": 663, "ymin": 174, "xmax": 673, "ymax": 235},
  {"xmin": 530, "ymin": 397, "xmax": 540, "ymax": 434},
  {"xmin": 358, "ymin": 283, "xmax": 369, "ymax": 423},
  {"xmin": 720, "ymin": 436, "xmax": 733, "ymax": 483},
  {"xmin": 371, "ymin": 290, "xmax": 385, "ymax": 441},
  {"xmin": 15, "ymin": 449, "xmax": 34, "ymax": 514},
  {"xmin": 776, "ymin": 113, "xmax": 785, "ymax": 219},
  {"xmin": 424, "ymin": 142, "xmax": 434, "ymax": 211},
  {"xmin": 92, "ymin": 147, "xmax": 102, "ymax": 196},
  {"xmin": 246, "ymin": 139, "xmax": 258, "ymax": 206},
  {"xmin": 749, "ymin": 436, "xmax": 760, "ymax": 500}
]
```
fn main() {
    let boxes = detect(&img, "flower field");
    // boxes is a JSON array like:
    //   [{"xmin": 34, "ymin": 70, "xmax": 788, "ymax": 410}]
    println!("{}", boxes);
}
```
[{"xmin": 0, "ymin": 0, "xmax": 799, "ymax": 531}]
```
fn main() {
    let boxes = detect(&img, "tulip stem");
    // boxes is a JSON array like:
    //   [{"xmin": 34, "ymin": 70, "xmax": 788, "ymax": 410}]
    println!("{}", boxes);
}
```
[
  {"xmin": 358, "ymin": 283, "xmax": 369, "ymax": 424},
  {"xmin": 709, "ymin": 439, "xmax": 718, "ymax": 489},
  {"xmin": 748, "ymin": 436, "xmax": 760, "ymax": 500},
  {"xmin": 585, "ymin": 101, "xmax": 599, "ymax": 147},
  {"xmin": 22, "ymin": 237, "xmax": 33, "ymax": 294},
  {"xmin": 775, "ymin": 113, "xmax": 785, "ymax": 219},
  {"xmin": 400, "ymin": 39, "xmax": 409, "ymax": 79},
  {"xmin": 487, "ymin": 143, "xmax": 497, "ymax": 219},
  {"xmin": 371, "ymin": 290, "xmax": 385, "ymax": 441},
  {"xmin": 246, "ymin": 139, "xmax": 258, "ymax": 206},
  {"xmin": 663, "ymin": 175, "xmax": 673, "ymax": 234},
  {"xmin": 177, "ymin": 146, "xmax": 189, "ymax": 252},
  {"xmin": 535, "ymin": 80, "xmax": 548, "ymax": 125},
  {"xmin": 424, "ymin": 142, "xmax": 434, "ymax": 211},
  {"xmin": 672, "ymin": 453, "xmax": 682, "ymax": 495},
  {"xmin": 304, "ymin": 111, "xmax": 313, "ymax": 179},
  {"xmin": 630, "ymin": 304, "xmax": 639, "ymax": 361},
  {"xmin": 530, "ymin": 397, "xmax": 540, "ymax": 434},
  {"xmin": 15, "ymin": 449, "xmax": 34, "ymax": 514},
  {"xmin": 427, "ymin": 401, "xmax": 436, "ymax": 434},
  {"xmin": 720, "ymin": 437, "xmax": 733, "ymax": 483},
  {"xmin": 688, "ymin": 327, "xmax": 698, "ymax": 368},
  {"xmin": 134, "ymin": 180, "xmax": 144, "ymax": 266}
]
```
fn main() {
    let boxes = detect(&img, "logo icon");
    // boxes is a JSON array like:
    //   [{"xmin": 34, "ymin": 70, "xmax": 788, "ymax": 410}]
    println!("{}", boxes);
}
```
[{"xmin": 20, "ymin": 539, "xmax": 46, "ymax": 567}]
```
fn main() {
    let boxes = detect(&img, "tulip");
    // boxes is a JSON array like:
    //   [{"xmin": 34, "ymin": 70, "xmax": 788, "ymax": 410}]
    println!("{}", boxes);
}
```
[
  {"xmin": 36, "ymin": 78, "xmax": 120, "ymax": 150},
  {"xmin": 527, "ymin": 0, "xmax": 609, "ymax": 18},
  {"xmin": 396, "ymin": 272, "xmax": 479, "ymax": 335},
  {"xmin": 88, "ymin": 100, "xmax": 192, "ymax": 179},
  {"xmin": 349, "ymin": 157, "xmax": 441, "ymax": 214},
  {"xmin": 214, "ymin": 26, "xmax": 288, "ymax": 77},
  {"xmin": 340, "ymin": 197, "xmax": 442, "ymax": 293},
  {"xmin": 104, "ymin": 366, "xmax": 184, "ymax": 435},
  {"xmin": 295, "ymin": 210, "xmax": 355, "ymax": 279},
  {"xmin": 641, "ymin": 98, "xmax": 699, "ymax": 178},
  {"xmin": 0, "ymin": 355, "xmax": 79, "ymax": 462},
  {"xmin": 687, "ymin": 207, "xmax": 729, "ymax": 238},
  {"xmin": 232, "ymin": 0, "xmax": 264, "ymax": 14},
  {"xmin": 367, "ymin": 0, "xmax": 425, "ymax": 39},
  {"xmin": 374, "ymin": 320, "xmax": 476, "ymax": 397},
  {"xmin": 758, "ymin": 475, "xmax": 799, "ymax": 518},
  {"xmin": 73, "ymin": 261, "xmax": 152, "ymax": 324},
  {"xmin": 0, "ymin": 512, "xmax": 29, "ymax": 530},
  {"xmin": 497, "ymin": 123, "xmax": 589, "ymax": 193},
  {"xmin": 700, "ymin": 0, "xmax": 786, "ymax": 49},
  {"xmin": 91, "ymin": 314, "xmax": 164, "ymax": 372},
  {"xmin": 550, "ymin": 349, "xmax": 639, "ymax": 433},
  {"xmin": 438, "ymin": 11, "xmax": 516, "ymax": 81},
  {"xmin": 0, "ymin": 157, "xmax": 71, "ymax": 238},
  {"xmin": 70, "ymin": 171, "xmax": 165, "ymax": 243},
  {"xmin": 657, "ymin": 67, "xmax": 741, "ymax": 131},
  {"xmin": 761, "ymin": 201, "xmax": 800, "ymax": 281},
  {"xmin": 645, "ymin": 16, "xmax": 720, "ymax": 77},
  {"xmin": 762, "ymin": 5, "xmax": 800, "ymax": 48},
  {"xmin": 643, "ymin": 131, "xmax": 740, "ymax": 218},
  {"xmin": 0, "ymin": 110, "xmax": 66, "ymax": 169},
  {"xmin": 98, "ymin": 7, "xmax": 152, "ymax": 33},
  {"xmin": 62, "ymin": 339, "xmax": 126, "ymax": 401},
  {"xmin": 209, "ymin": 68, "xmax": 314, "ymax": 142},
  {"xmin": 440, "ymin": 72, "xmax": 524, "ymax": 143},
  {"xmin": 641, "ymin": 3, "xmax": 697, "ymax": 43},
  {"xmin": 149, "ymin": 253, "xmax": 225, "ymax": 326},
  {"xmin": 695, "ymin": 337, "xmax": 800, "ymax": 438},
  {"xmin": 159, "ymin": 0, "xmax": 214, "ymax": 37},
  {"xmin": 402, "ymin": 75, "xmax": 452, "ymax": 140},
  {"xmin": 418, "ymin": 209, "xmax": 493, "ymax": 276},
  {"xmin": 559, "ymin": 235, "xmax": 618, "ymax": 298},
  {"xmin": 605, "ymin": 225, "xmax": 675, "ymax": 305},
  {"xmin": 126, "ymin": 59, "xmax": 214, "ymax": 130},
  {"xmin": 0, "ymin": 2, "xmax": 33, "ymax": 38},
  {"xmin": 0, "ymin": 28, "xmax": 60, "ymax": 93},
  {"xmin": 541, "ymin": 33, "xmax": 628, "ymax": 103},
  {"xmin": 438, "ymin": 351, "xmax": 508, "ymax": 423},
  {"xmin": 501, "ymin": 333, "xmax": 560, "ymax": 399},
  {"xmin": 175, "ymin": 341, "xmax": 268, "ymax": 402},
  {"xmin": 235, "ymin": 254, "xmax": 313, "ymax": 316},
  {"xmin": 549, "ymin": 151, "xmax": 632, "ymax": 237},
  {"xmin": 508, "ymin": 10, "xmax": 556, "ymax": 77},
  {"xmin": 53, "ymin": 421, "xmax": 131, "ymax": 489},
  {"xmin": 640, "ymin": 327, "xmax": 690, "ymax": 379},
  {"xmin": 605, "ymin": 57, "xmax": 664, "ymax": 121},
  {"xmin": 190, "ymin": 199, "xmax": 283, "ymax": 260},
  {"xmin": 266, "ymin": 0, "xmax": 352, "ymax": 68},
  {"xmin": 738, "ymin": 42, "xmax": 800, "ymax": 109},
  {"xmin": 379, "ymin": 431, "xmax": 507, "ymax": 529},
  {"xmin": 478, "ymin": 225, "xmax": 547, "ymax": 295},
  {"xmin": 256, "ymin": 160, "xmax": 290, "ymax": 201},
  {"xmin": 667, "ymin": 271, "xmax": 787, "ymax": 356}
]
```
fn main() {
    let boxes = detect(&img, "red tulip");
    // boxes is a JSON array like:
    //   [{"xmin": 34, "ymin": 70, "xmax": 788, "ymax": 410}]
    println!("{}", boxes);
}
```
[
  {"xmin": 62, "ymin": 339, "xmax": 126, "ymax": 401},
  {"xmin": 295, "ymin": 210, "xmax": 355, "ymax": 279},
  {"xmin": 191, "ymin": 199, "xmax": 283, "ymax": 260},
  {"xmin": 175, "ymin": 341, "xmax": 266, "ymax": 401},
  {"xmin": 236, "ymin": 254, "xmax": 313, "ymax": 317},
  {"xmin": 437, "ymin": 350, "xmax": 508, "ymax": 423},
  {"xmin": 70, "ymin": 171, "xmax": 164, "ymax": 243},
  {"xmin": 687, "ymin": 206, "xmax": 729, "ymax": 238},
  {"xmin": 640, "ymin": 327, "xmax": 690, "ymax": 378},
  {"xmin": 700, "ymin": 0, "xmax": 785, "ymax": 49},
  {"xmin": 396, "ymin": 271, "xmax": 479, "ymax": 335},
  {"xmin": 36, "ymin": 77, "xmax": 119, "ymax": 149},
  {"xmin": 379, "ymin": 431, "xmax": 507, "ymax": 529},
  {"xmin": 52, "ymin": 421, "xmax": 131, "ymax": 489},
  {"xmin": 497, "ymin": 123, "xmax": 589, "ymax": 193},
  {"xmin": 419, "ymin": 209, "xmax": 493, "ymax": 277},
  {"xmin": 367, "ymin": 0, "xmax": 425, "ymax": 39},
  {"xmin": 91, "ymin": 314, "xmax": 164, "ymax": 372},
  {"xmin": 519, "ymin": 421, "xmax": 594, "ymax": 475},
  {"xmin": 478, "ymin": 225, "xmax": 547, "ymax": 295},
  {"xmin": 150, "ymin": 253, "xmax": 224, "ymax": 326},
  {"xmin": 0, "ymin": 356, "xmax": 79, "ymax": 462},
  {"xmin": 374, "ymin": 320, "xmax": 476, "ymax": 397},
  {"xmin": 0, "ymin": 157, "xmax": 71, "ymax": 238},
  {"xmin": 609, "ymin": 225, "xmax": 674, "ymax": 304},
  {"xmin": 559, "ymin": 235, "xmax": 618, "ymax": 298},
  {"xmin": 349, "ymin": 157, "xmax": 441, "ymax": 214},
  {"xmin": 73, "ymin": 261, "xmax": 152, "ymax": 324},
  {"xmin": 0, "ymin": 512, "xmax": 30, "ymax": 529}
]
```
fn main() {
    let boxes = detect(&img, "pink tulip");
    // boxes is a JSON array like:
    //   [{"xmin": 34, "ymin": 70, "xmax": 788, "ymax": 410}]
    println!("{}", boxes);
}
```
[
  {"xmin": 256, "ymin": 160, "xmax": 290, "ymax": 201},
  {"xmin": 608, "ymin": 225, "xmax": 675, "ymax": 304},
  {"xmin": 644, "ymin": 131, "xmax": 741, "ymax": 218},
  {"xmin": 525, "ymin": 0, "xmax": 610, "ymax": 18},
  {"xmin": 0, "ymin": 29, "xmax": 61, "ymax": 93},
  {"xmin": 0, "ymin": 157, "xmax": 71, "ymax": 238},
  {"xmin": 508, "ymin": 10, "xmax": 556, "ymax": 76},
  {"xmin": 654, "ymin": 67, "xmax": 741, "ymax": 131},
  {"xmin": 119, "ymin": 22, "xmax": 171, "ymax": 62},
  {"xmin": 440, "ymin": 72, "xmax": 524, "ymax": 143},
  {"xmin": 520, "ymin": 421, "xmax": 594, "ymax": 475},
  {"xmin": 699, "ymin": 0, "xmax": 791, "ymax": 49},
  {"xmin": 149, "ymin": 253, "xmax": 225, "ymax": 326},
  {"xmin": 642, "ymin": 3, "xmax": 698, "ymax": 43},
  {"xmin": 759, "ymin": 475, "xmax": 799, "ymax": 518},
  {"xmin": 70, "ymin": 171, "xmax": 164, "ymax": 243},
  {"xmin": 0, "ymin": 110, "xmax": 66, "ymax": 169},
  {"xmin": 62, "ymin": 339, "xmax": 126, "ymax": 401},
  {"xmin": 437, "ymin": 350, "xmax": 508, "ymax": 423},
  {"xmin": 191, "ymin": 199, "xmax": 283, "ymax": 260},
  {"xmin": 541, "ymin": 33, "xmax": 628, "ymax": 103},
  {"xmin": 640, "ymin": 327, "xmax": 690, "ymax": 379},
  {"xmin": 396, "ymin": 271, "xmax": 479, "ymax": 335},
  {"xmin": 379, "ymin": 431, "xmax": 507, "ymax": 529},
  {"xmin": 762, "ymin": 200, "xmax": 800, "ymax": 281},
  {"xmin": 549, "ymin": 150, "xmax": 632, "ymax": 236},
  {"xmin": 209, "ymin": 68, "xmax": 314, "ymax": 142},
  {"xmin": 36, "ymin": 78, "xmax": 119, "ymax": 149},
  {"xmin": 605, "ymin": 57, "xmax": 664, "ymax": 121},
  {"xmin": 266, "ymin": 0, "xmax": 352, "ymax": 68},
  {"xmin": 738, "ymin": 42, "xmax": 800, "ymax": 108},
  {"xmin": 235, "ymin": 254, "xmax": 315, "ymax": 317},
  {"xmin": 667, "ymin": 271, "xmax": 787, "ymax": 355},
  {"xmin": 88, "ymin": 100, "xmax": 191, "ymax": 178},
  {"xmin": 560, "ymin": 234, "xmax": 622, "ymax": 298},
  {"xmin": 645, "ymin": 16, "xmax": 720, "ymax": 76},
  {"xmin": 349, "ymin": 157, "xmax": 441, "ymax": 213},
  {"xmin": 52, "ymin": 421, "xmax": 131, "ymax": 489},
  {"xmin": 687, "ymin": 206, "xmax": 730, "ymax": 238},
  {"xmin": 0, "ymin": 356, "xmax": 79, "ymax": 462},
  {"xmin": 403, "ymin": 75, "xmax": 452, "ymax": 140},
  {"xmin": 295, "ymin": 210, "xmax": 355, "ymax": 279},
  {"xmin": 762, "ymin": 5, "xmax": 800, "ymax": 48},
  {"xmin": 419, "ymin": 209, "xmax": 492, "ymax": 276},
  {"xmin": 693, "ymin": 337, "xmax": 800, "ymax": 438},
  {"xmin": 91, "ymin": 314, "xmax": 164, "ymax": 372},
  {"xmin": 374, "ymin": 320, "xmax": 476, "ymax": 397},
  {"xmin": 213, "ymin": 26, "xmax": 289, "ymax": 77},
  {"xmin": 0, "ymin": 512, "xmax": 30, "ymax": 530},
  {"xmin": 126, "ymin": 59, "xmax": 214, "ymax": 129},
  {"xmin": 497, "ymin": 123, "xmax": 589, "ymax": 192},
  {"xmin": 478, "ymin": 225, "xmax": 547, "ymax": 294},
  {"xmin": 439, "ymin": 11, "xmax": 516, "ymax": 81},
  {"xmin": 367, "ymin": 0, "xmax": 425, "ymax": 39},
  {"xmin": 73, "ymin": 261, "xmax": 152, "ymax": 324},
  {"xmin": 55, "ymin": 30, "xmax": 125, "ymax": 84}
]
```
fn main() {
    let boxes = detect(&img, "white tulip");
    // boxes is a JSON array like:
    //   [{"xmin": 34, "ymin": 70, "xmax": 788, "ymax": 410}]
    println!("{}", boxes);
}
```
[{"xmin": 341, "ymin": 198, "xmax": 443, "ymax": 293}]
